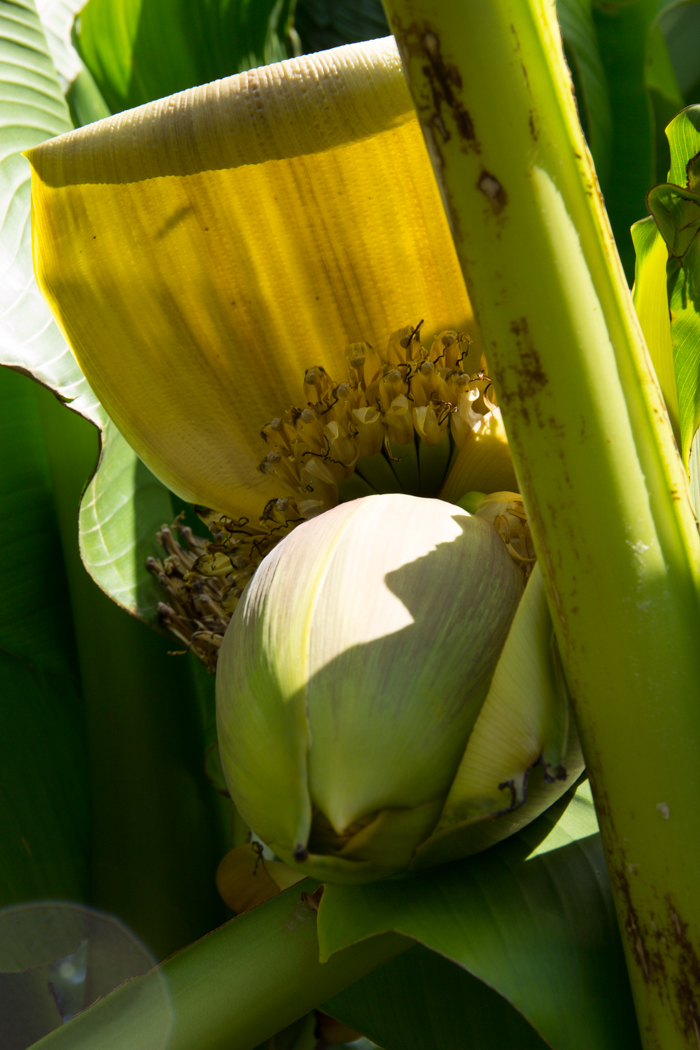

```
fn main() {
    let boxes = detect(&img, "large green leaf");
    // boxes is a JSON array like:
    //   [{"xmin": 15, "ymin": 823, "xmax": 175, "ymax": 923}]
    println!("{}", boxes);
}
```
[
  {"xmin": 294, "ymin": 0, "xmax": 389, "ymax": 53},
  {"xmin": 0, "ymin": 0, "xmax": 103, "ymax": 425},
  {"xmin": 74, "ymin": 0, "xmax": 296, "ymax": 114},
  {"xmin": 322, "ymin": 945, "xmax": 550, "ymax": 1050},
  {"xmin": 4, "ymin": 1, "xmax": 230, "ymax": 963},
  {"xmin": 658, "ymin": 0, "xmax": 700, "ymax": 106},
  {"xmin": 0, "ymin": 365, "xmax": 88, "ymax": 907},
  {"xmin": 557, "ymin": 0, "xmax": 612, "ymax": 189},
  {"xmin": 2, "ymin": 0, "xmax": 177, "ymax": 620},
  {"xmin": 36, "ymin": 0, "xmax": 85, "ymax": 86},
  {"xmin": 592, "ymin": 0, "xmax": 660, "ymax": 281},
  {"xmin": 318, "ymin": 782, "xmax": 641, "ymax": 1050},
  {"xmin": 35, "ymin": 381, "xmax": 230, "ymax": 961}
]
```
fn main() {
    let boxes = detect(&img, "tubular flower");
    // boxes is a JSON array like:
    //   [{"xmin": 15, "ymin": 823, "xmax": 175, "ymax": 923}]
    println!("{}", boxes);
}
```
[{"xmin": 216, "ymin": 495, "xmax": 583, "ymax": 884}]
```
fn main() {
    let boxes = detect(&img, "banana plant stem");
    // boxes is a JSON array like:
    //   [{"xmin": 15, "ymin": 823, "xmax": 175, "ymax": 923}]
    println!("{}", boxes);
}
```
[
  {"xmin": 380, "ymin": 0, "xmax": 700, "ymax": 1046},
  {"xmin": 29, "ymin": 880, "xmax": 410, "ymax": 1050}
]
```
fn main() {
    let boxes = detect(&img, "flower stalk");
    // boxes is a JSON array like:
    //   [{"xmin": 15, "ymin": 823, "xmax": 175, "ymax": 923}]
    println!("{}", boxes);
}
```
[
  {"xmin": 26, "ymin": 878, "xmax": 410, "ymax": 1050},
  {"xmin": 380, "ymin": 0, "xmax": 700, "ymax": 1044}
]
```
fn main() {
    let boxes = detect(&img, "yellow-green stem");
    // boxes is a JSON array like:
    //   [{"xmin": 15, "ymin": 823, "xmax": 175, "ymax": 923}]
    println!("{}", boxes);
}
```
[
  {"xmin": 29, "ymin": 879, "xmax": 410, "ymax": 1050},
  {"xmin": 380, "ymin": 0, "xmax": 700, "ymax": 1045}
]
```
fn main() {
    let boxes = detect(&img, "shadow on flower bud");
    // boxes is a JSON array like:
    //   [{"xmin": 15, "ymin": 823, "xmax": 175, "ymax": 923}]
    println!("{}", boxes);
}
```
[{"xmin": 218, "ymin": 494, "xmax": 533, "ymax": 882}]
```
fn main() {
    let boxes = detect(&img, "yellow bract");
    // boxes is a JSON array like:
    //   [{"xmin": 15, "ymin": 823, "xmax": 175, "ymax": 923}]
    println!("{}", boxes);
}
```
[{"xmin": 27, "ymin": 38, "xmax": 476, "ymax": 520}]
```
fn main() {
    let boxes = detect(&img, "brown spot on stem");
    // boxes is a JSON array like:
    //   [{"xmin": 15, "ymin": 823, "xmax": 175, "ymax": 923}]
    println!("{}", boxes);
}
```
[
  {"xmin": 419, "ymin": 30, "xmax": 477, "ymax": 148},
  {"xmin": 598, "ymin": 795, "xmax": 700, "ymax": 1043},
  {"xmin": 499, "ymin": 318, "xmax": 548, "ymax": 411},
  {"xmin": 390, "ymin": 15, "xmax": 479, "ymax": 157},
  {"xmin": 528, "ymin": 110, "xmax": 538, "ymax": 141},
  {"xmin": 478, "ymin": 171, "xmax": 508, "ymax": 214}
]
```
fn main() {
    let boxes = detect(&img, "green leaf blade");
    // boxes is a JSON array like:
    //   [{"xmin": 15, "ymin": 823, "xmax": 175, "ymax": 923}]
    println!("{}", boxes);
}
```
[
  {"xmin": 294, "ymin": 0, "xmax": 389, "ymax": 53},
  {"xmin": 631, "ymin": 214, "xmax": 680, "ymax": 441},
  {"xmin": 0, "ymin": 365, "xmax": 89, "ymax": 908},
  {"xmin": 36, "ymin": 0, "xmax": 111, "ymax": 126},
  {"xmin": 79, "ymin": 420, "xmax": 175, "ymax": 621},
  {"xmin": 36, "ymin": 0, "xmax": 85, "ymax": 85},
  {"xmin": 74, "ymin": 0, "xmax": 297, "ymax": 114},
  {"xmin": 642, "ymin": 107, "xmax": 700, "ymax": 467},
  {"xmin": 591, "ymin": 0, "xmax": 659, "ymax": 281},
  {"xmin": 557, "ymin": 0, "xmax": 612, "ymax": 189},
  {"xmin": 667, "ymin": 240, "xmax": 700, "ymax": 461},
  {"xmin": 318, "ymin": 784, "xmax": 641, "ymax": 1050},
  {"xmin": 322, "ymin": 945, "xmax": 551, "ymax": 1050}
]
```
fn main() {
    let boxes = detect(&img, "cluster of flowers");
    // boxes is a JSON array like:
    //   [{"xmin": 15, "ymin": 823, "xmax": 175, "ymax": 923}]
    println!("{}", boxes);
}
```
[{"xmin": 148, "ymin": 324, "xmax": 533, "ymax": 668}]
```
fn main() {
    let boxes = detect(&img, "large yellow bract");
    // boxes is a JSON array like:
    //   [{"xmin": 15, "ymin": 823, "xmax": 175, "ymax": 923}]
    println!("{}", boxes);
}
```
[{"xmin": 27, "ymin": 38, "xmax": 480, "ymax": 522}]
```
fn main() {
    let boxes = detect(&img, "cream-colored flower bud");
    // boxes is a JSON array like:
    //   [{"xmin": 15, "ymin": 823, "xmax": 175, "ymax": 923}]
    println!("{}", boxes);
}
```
[{"xmin": 216, "ymin": 493, "xmax": 526, "ymax": 882}]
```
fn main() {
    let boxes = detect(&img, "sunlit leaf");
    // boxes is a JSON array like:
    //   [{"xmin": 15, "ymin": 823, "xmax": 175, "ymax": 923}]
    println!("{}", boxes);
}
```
[
  {"xmin": 36, "ymin": 0, "xmax": 85, "ymax": 86},
  {"xmin": 644, "ymin": 107, "xmax": 700, "ymax": 466},
  {"xmin": 631, "ymin": 214, "xmax": 680, "ymax": 441},
  {"xmin": 36, "ymin": 0, "xmax": 110, "ymax": 126},
  {"xmin": 0, "ymin": 0, "xmax": 103, "ymax": 424},
  {"xmin": 2, "ymin": 0, "xmax": 174, "ymax": 621}
]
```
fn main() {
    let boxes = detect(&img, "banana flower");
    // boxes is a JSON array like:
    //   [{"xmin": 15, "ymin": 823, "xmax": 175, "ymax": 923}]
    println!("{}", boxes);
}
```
[{"xmin": 26, "ymin": 37, "xmax": 583, "ymax": 876}]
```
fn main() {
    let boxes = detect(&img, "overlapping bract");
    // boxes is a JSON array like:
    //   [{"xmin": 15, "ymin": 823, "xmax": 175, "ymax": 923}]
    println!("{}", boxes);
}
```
[
  {"xmin": 27, "ymin": 38, "xmax": 475, "ymax": 521},
  {"xmin": 217, "ymin": 495, "xmax": 583, "ymax": 883}
]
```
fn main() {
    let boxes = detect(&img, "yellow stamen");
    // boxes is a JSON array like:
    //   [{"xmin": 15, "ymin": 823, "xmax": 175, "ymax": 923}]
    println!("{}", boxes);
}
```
[
  {"xmin": 253, "ymin": 323, "xmax": 500, "ymax": 515},
  {"xmin": 150, "ymin": 324, "xmax": 526, "ymax": 667}
]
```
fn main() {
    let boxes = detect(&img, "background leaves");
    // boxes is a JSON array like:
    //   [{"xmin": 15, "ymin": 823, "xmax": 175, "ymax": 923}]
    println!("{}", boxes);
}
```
[
  {"xmin": 0, "ymin": 0, "xmax": 103, "ymax": 423},
  {"xmin": 0, "ymin": 0, "xmax": 229, "ymax": 972},
  {"xmin": 0, "ymin": 365, "xmax": 88, "ymax": 908},
  {"xmin": 73, "ymin": 0, "xmax": 297, "ymax": 113}
]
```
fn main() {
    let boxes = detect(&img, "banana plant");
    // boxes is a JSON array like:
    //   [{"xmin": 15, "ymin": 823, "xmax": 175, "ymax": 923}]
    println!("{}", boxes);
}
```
[{"xmin": 2, "ymin": 0, "xmax": 700, "ymax": 1048}]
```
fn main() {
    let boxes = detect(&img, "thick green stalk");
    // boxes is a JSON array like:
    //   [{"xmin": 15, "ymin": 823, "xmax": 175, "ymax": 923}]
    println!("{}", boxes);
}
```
[
  {"xmin": 380, "ymin": 0, "xmax": 700, "ymax": 1046},
  {"xmin": 29, "ymin": 880, "xmax": 409, "ymax": 1050}
]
